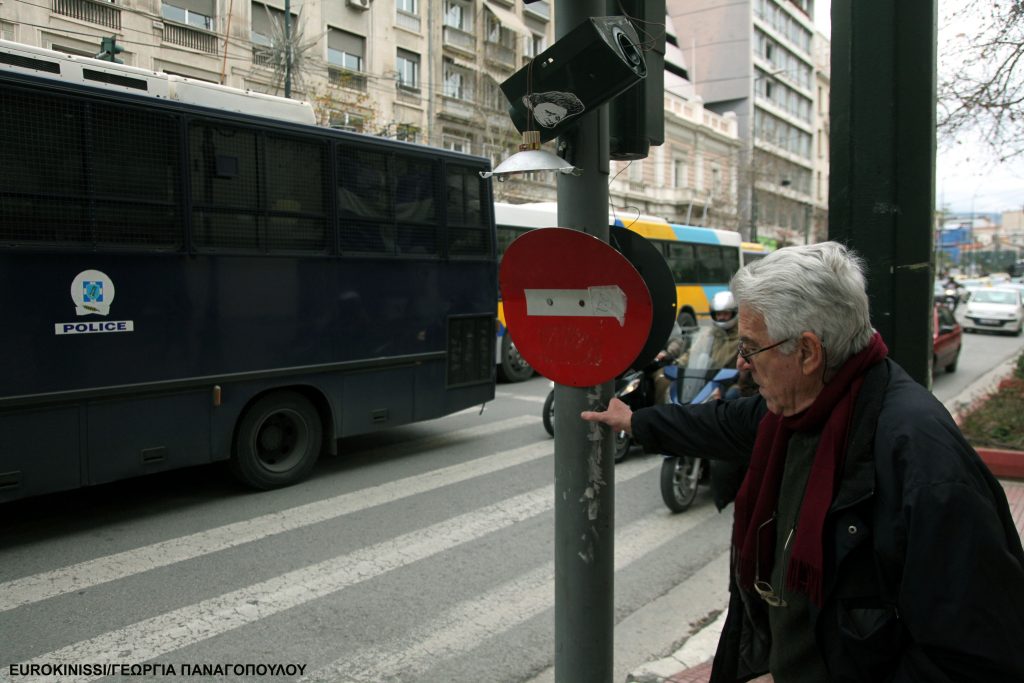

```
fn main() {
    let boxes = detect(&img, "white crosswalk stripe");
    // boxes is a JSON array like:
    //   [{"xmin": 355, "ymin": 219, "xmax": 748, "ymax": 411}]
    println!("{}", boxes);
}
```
[
  {"xmin": 10, "ymin": 459, "xmax": 661, "ymax": 683},
  {"xmin": 301, "ymin": 501, "xmax": 718, "ymax": 682},
  {"xmin": 0, "ymin": 416, "xmax": 541, "ymax": 613},
  {"xmin": 2, "ymin": 391, "xmax": 733, "ymax": 683}
]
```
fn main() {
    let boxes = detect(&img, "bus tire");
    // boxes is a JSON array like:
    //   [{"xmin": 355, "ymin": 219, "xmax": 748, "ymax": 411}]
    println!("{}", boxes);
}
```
[
  {"xmin": 231, "ymin": 390, "xmax": 322, "ymax": 490},
  {"xmin": 497, "ymin": 334, "xmax": 534, "ymax": 382}
]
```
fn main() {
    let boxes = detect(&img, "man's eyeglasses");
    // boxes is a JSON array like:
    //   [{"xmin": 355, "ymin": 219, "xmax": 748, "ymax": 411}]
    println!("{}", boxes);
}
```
[
  {"xmin": 753, "ymin": 514, "xmax": 789, "ymax": 608},
  {"xmin": 737, "ymin": 338, "xmax": 790, "ymax": 364}
]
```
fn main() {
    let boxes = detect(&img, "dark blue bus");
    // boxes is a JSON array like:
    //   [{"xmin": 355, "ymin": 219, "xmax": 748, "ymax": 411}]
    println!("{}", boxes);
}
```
[{"xmin": 0, "ymin": 41, "xmax": 496, "ymax": 503}]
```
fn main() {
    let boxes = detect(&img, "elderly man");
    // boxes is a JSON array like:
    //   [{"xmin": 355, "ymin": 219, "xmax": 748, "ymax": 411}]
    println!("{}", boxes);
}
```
[{"xmin": 582, "ymin": 242, "xmax": 1024, "ymax": 683}]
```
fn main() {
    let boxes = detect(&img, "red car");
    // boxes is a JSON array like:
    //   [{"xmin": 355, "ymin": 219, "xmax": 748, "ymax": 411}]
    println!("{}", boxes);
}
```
[{"xmin": 933, "ymin": 304, "xmax": 962, "ymax": 373}]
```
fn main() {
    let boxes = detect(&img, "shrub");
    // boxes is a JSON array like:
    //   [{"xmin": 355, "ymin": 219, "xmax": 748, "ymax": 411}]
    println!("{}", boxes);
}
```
[{"xmin": 960, "ymin": 350, "xmax": 1024, "ymax": 451}]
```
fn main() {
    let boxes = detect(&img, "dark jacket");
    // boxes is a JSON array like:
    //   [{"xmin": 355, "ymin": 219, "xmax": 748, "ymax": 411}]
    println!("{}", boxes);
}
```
[{"xmin": 631, "ymin": 359, "xmax": 1024, "ymax": 682}]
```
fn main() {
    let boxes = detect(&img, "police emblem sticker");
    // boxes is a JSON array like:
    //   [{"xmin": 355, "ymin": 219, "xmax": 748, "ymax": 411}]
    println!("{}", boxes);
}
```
[{"xmin": 55, "ymin": 269, "xmax": 135, "ymax": 335}]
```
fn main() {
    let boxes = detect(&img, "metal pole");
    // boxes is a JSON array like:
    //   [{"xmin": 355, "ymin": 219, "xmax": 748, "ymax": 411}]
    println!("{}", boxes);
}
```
[
  {"xmin": 553, "ymin": 1, "xmax": 614, "ymax": 681},
  {"xmin": 283, "ymin": 0, "xmax": 292, "ymax": 98}
]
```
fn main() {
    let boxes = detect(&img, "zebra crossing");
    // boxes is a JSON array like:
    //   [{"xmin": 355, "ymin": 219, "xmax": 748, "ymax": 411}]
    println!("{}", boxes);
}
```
[{"xmin": 0, "ymin": 379, "xmax": 731, "ymax": 683}]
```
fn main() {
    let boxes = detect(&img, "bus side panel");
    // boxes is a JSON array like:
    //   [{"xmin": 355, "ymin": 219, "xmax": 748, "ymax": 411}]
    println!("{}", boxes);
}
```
[
  {"xmin": 86, "ymin": 390, "xmax": 212, "ymax": 486},
  {"xmin": 0, "ymin": 406, "xmax": 81, "ymax": 502},
  {"xmin": 337, "ymin": 367, "xmax": 414, "ymax": 436}
]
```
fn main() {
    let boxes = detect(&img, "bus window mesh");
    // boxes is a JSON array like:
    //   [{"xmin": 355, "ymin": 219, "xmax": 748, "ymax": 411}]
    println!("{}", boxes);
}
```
[
  {"xmin": 190, "ymin": 123, "xmax": 327, "ymax": 253},
  {"xmin": 0, "ymin": 89, "xmax": 182, "ymax": 248},
  {"xmin": 89, "ymin": 102, "xmax": 182, "ymax": 247},
  {"xmin": 395, "ymin": 156, "xmax": 438, "ymax": 256},
  {"xmin": 190, "ymin": 122, "xmax": 259, "ymax": 249},
  {"xmin": 265, "ymin": 135, "xmax": 327, "ymax": 252},
  {"xmin": 446, "ymin": 164, "xmax": 490, "ymax": 257},
  {"xmin": 337, "ymin": 146, "xmax": 393, "ymax": 254}
]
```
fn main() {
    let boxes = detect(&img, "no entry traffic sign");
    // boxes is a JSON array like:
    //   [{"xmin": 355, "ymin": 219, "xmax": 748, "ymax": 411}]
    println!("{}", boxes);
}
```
[{"xmin": 499, "ymin": 228, "xmax": 653, "ymax": 386}]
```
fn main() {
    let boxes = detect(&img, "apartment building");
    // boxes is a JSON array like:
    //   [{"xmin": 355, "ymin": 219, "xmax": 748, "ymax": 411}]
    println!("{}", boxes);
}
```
[
  {"xmin": 669, "ymin": 0, "xmax": 827, "ymax": 244},
  {"xmin": 0, "ymin": 0, "xmax": 741, "ymax": 215}
]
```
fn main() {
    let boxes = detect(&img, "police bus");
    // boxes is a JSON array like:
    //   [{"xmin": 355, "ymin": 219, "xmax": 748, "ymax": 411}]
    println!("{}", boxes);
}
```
[
  {"xmin": 493, "ymin": 202, "xmax": 742, "ymax": 380},
  {"xmin": 0, "ymin": 41, "xmax": 497, "ymax": 503}
]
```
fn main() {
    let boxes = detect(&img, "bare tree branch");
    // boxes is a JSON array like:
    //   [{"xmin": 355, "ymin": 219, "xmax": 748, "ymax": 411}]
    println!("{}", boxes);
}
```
[{"xmin": 938, "ymin": 0, "xmax": 1024, "ymax": 161}]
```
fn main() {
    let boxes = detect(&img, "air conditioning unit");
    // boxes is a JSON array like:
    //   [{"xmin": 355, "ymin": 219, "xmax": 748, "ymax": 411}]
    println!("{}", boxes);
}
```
[{"xmin": 347, "ymin": 0, "xmax": 371, "ymax": 9}]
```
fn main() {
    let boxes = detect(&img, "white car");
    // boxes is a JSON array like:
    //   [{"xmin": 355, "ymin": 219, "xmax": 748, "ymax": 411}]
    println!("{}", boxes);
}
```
[{"xmin": 962, "ymin": 287, "xmax": 1024, "ymax": 336}]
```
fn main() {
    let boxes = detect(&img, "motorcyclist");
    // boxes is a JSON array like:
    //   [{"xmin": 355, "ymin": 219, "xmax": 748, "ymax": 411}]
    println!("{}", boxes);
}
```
[
  {"xmin": 653, "ymin": 291, "xmax": 741, "ymax": 404},
  {"xmin": 942, "ymin": 274, "xmax": 962, "ymax": 308}
]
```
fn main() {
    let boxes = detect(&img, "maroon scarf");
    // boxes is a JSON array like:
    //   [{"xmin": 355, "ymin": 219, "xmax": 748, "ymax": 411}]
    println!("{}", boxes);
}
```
[{"xmin": 732, "ymin": 332, "xmax": 888, "ymax": 606}]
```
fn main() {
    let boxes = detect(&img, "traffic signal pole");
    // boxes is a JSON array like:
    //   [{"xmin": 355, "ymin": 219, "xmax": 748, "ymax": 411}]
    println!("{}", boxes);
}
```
[{"xmin": 553, "ymin": 1, "xmax": 615, "ymax": 680}]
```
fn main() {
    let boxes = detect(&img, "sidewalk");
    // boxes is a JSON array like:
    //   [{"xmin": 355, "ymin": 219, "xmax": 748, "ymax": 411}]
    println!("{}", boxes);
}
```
[
  {"xmin": 627, "ymin": 353, "xmax": 1024, "ymax": 683},
  {"xmin": 627, "ymin": 478, "xmax": 1024, "ymax": 683}
]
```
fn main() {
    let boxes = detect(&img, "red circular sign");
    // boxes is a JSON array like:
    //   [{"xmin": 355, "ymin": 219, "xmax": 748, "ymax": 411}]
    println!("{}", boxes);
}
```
[{"xmin": 499, "ymin": 228, "xmax": 653, "ymax": 386}]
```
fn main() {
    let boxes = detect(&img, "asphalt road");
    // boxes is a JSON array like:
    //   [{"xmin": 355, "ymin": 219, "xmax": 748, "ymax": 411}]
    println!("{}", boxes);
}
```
[{"xmin": 1, "ymin": 325, "xmax": 1021, "ymax": 683}]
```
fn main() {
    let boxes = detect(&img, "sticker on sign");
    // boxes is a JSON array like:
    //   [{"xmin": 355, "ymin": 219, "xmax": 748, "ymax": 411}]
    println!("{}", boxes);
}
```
[{"xmin": 524, "ymin": 286, "xmax": 627, "ymax": 326}]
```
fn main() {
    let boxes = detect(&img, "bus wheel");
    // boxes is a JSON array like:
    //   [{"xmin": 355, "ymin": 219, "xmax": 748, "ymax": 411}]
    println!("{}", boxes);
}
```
[
  {"xmin": 231, "ymin": 391, "xmax": 322, "ymax": 490},
  {"xmin": 498, "ymin": 334, "xmax": 534, "ymax": 382}
]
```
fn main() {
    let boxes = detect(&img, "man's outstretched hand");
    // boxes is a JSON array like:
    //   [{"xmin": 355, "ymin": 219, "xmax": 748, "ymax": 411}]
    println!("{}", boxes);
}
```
[{"xmin": 580, "ymin": 397, "xmax": 634, "ymax": 435}]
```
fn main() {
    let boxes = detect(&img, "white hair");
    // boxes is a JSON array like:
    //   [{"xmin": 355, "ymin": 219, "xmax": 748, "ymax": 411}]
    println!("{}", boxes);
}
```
[{"xmin": 730, "ymin": 241, "xmax": 874, "ymax": 374}]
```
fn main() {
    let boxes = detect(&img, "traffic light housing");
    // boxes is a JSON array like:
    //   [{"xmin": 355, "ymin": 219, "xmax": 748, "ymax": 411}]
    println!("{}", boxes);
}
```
[
  {"xmin": 500, "ymin": 16, "xmax": 647, "ymax": 143},
  {"xmin": 607, "ymin": 0, "xmax": 665, "ymax": 160},
  {"xmin": 96, "ymin": 35, "xmax": 124, "ymax": 64}
]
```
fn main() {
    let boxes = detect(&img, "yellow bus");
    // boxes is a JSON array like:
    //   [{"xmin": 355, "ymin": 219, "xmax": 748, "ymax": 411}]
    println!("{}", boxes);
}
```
[{"xmin": 741, "ymin": 241, "xmax": 772, "ymax": 267}]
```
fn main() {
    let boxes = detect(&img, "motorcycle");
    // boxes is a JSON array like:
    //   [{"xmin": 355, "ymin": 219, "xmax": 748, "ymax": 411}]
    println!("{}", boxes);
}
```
[
  {"xmin": 659, "ymin": 327, "xmax": 739, "ymax": 513},
  {"xmin": 542, "ymin": 358, "xmax": 666, "ymax": 463}
]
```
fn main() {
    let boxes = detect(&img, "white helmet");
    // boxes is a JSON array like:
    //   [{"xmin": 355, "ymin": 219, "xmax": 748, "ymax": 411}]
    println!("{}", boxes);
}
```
[{"xmin": 710, "ymin": 291, "xmax": 738, "ymax": 329}]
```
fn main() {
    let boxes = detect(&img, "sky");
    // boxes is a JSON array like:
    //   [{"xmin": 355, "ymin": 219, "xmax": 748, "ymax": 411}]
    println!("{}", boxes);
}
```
[{"xmin": 815, "ymin": 0, "xmax": 1023, "ymax": 215}]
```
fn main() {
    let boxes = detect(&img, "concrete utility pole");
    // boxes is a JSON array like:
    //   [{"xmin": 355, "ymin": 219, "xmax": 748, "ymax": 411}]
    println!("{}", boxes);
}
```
[
  {"xmin": 552, "ymin": 1, "xmax": 615, "ymax": 681},
  {"xmin": 829, "ymin": 0, "xmax": 937, "ymax": 386}
]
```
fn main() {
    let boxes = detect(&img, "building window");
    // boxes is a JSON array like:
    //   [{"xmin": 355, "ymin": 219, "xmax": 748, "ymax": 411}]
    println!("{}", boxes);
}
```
[
  {"xmin": 485, "ymin": 12, "xmax": 515, "ymax": 48},
  {"xmin": 162, "ymin": 0, "xmax": 214, "ymax": 30},
  {"xmin": 397, "ymin": 49, "xmax": 420, "ymax": 89},
  {"xmin": 395, "ymin": 124, "xmax": 419, "ymax": 143},
  {"xmin": 628, "ymin": 160, "xmax": 643, "ymax": 184},
  {"xmin": 252, "ymin": 3, "xmax": 295, "ymax": 47},
  {"xmin": 444, "ymin": 0, "xmax": 470, "ymax": 30},
  {"xmin": 673, "ymin": 156, "xmax": 689, "ymax": 189},
  {"xmin": 444, "ymin": 135, "xmax": 471, "ymax": 153},
  {"xmin": 397, "ymin": 0, "xmax": 417, "ymax": 14},
  {"xmin": 482, "ymin": 77, "xmax": 504, "ymax": 110},
  {"xmin": 524, "ymin": 32, "xmax": 546, "ymax": 58},
  {"xmin": 0, "ymin": 21, "xmax": 13, "ymax": 42},
  {"xmin": 328, "ymin": 28, "xmax": 364, "ymax": 71},
  {"xmin": 443, "ymin": 58, "xmax": 472, "ymax": 100},
  {"xmin": 329, "ymin": 111, "xmax": 365, "ymax": 133}
]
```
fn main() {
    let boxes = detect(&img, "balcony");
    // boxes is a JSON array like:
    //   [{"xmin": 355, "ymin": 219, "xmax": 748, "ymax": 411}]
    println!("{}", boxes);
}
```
[
  {"xmin": 438, "ymin": 95, "xmax": 476, "ymax": 123},
  {"xmin": 395, "ymin": 10, "xmax": 420, "ymax": 32},
  {"xmin": 484, "ymin": 41, "xmax": 515, "ymax": 71},
  {"xmin": 329, "ymin": 67, "xmax": 367, "ymax": 92},
  {"xmin": 162, "ymin": 22, "xmax": 218, "ymax": 54},
  {"xmin": 52, "ymin": 0, "xmax": 120, "ymax": 29},
  {"xmin": 252, "ymin": 46, "xmax": 274, "ymax": 67},
  {"xmin": 442, "ymin": 25, "xmax": 475, "ymax": 56}
]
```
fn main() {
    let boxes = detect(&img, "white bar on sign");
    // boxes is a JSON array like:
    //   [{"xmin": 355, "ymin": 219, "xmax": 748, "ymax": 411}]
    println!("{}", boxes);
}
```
[{"xmin": 524, "ymin": 285, "xmax": 627, "ymax": 326}]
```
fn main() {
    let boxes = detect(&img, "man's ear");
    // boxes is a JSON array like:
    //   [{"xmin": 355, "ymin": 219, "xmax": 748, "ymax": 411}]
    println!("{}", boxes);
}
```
[{"xmin": 798, "ymin": 332, "xmax": 825, "ymax": 377}]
